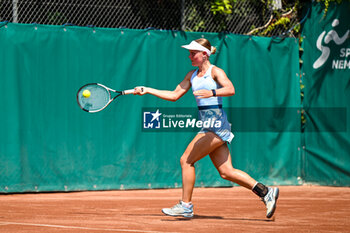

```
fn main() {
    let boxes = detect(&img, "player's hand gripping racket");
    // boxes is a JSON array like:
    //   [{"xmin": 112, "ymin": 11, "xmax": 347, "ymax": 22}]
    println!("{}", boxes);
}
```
[{"xmin": 76, "ymin": 83, "xmax": 142, "ymax": 113}]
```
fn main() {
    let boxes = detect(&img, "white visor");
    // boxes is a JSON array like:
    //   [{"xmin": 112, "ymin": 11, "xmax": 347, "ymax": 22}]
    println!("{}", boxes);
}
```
[{"xmin": 181, "ymin": 41, "xmax": 211, "ymax": 56}]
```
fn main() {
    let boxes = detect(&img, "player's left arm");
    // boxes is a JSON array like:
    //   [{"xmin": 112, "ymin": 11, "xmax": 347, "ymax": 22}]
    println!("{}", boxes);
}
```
[{"xmin": 193, "ymin": 66, "xmax": 235, "ymax": 99}]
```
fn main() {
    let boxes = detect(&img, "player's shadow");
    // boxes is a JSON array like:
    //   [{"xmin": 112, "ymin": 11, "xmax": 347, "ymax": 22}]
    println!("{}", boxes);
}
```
[
  {"xmin": 161, "ymin": 214, "xmax": 275, "ymax": 222},
  {"xmin": 125, "ymin": 213, "xmax": 275, "ymax": 222}
]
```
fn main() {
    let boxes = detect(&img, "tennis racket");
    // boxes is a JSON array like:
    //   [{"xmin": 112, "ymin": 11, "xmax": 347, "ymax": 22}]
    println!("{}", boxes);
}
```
[{"xmin": 76, "ymin": 83, "xmax": 141, "ymax": 113}]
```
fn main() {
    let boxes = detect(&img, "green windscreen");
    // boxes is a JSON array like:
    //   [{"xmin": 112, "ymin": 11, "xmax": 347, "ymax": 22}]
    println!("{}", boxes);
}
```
[
  {"xmin": 301, "ymin": 1, "xmax": 350, "ymax": 186},
  {"xmin": 0, "ymin": 22, "xmax": 302, "ymax": 192}
]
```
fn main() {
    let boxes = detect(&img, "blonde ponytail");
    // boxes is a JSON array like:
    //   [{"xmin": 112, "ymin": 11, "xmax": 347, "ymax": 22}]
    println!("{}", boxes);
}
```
[
  {"xmin": 211, "ymin": 46, "xmax": 217, "ymax": 55},
  {"xmin": 195, "ymin": 38, "xmax": 215, "ymax": 56}
]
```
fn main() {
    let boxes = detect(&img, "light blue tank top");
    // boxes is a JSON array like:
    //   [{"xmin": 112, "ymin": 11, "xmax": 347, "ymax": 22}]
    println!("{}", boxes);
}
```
[{"xmin": 190, "ymin": 65, "xmax": 222, "ymax": 107}]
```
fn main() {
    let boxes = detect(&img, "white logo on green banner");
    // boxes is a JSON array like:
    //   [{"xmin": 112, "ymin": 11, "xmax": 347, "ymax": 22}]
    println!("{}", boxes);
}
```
[{"xmin": 313, "ymin": 19, "xmax": 350, "ymax": 70}]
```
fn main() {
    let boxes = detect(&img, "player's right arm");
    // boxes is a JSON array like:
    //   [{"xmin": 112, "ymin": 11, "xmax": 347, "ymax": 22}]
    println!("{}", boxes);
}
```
[{"xmin": 134, "ymin": 71, "xmax": 193, "ymax": 102}]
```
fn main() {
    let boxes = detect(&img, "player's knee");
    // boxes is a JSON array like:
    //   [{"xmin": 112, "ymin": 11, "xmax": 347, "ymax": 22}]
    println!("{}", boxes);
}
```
[
  {"xmin": 219, "ymin": 168, "xmax": 236, "ymax": 180},
  {"xmin": 180, "ymin": 156, "xmax": 187, "ymax": 167},
  {"xmin": 219, "ymin": 171, "xmax": 229, "ymax": 180},
  {"xmin": 180, "ymin": 154, "xmax": 193, "ymax": 167}
]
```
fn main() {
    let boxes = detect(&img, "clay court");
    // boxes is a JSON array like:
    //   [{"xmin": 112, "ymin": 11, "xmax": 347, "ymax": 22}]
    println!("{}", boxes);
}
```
[{"xmin": 1, "ymin": 186, "xmax": 349, "ymax": 233}]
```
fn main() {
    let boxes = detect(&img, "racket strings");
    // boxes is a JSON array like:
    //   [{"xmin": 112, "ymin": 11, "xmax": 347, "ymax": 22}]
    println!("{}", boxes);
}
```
[{"xmin": 77, "ymin": 84, "xmax": 111, "ymax": 112}]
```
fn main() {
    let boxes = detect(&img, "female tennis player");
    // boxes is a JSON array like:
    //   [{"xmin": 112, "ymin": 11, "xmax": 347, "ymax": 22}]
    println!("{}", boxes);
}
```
[{"xmin": 134, "ymin": 38, "xmax": 279, "ymax": 218}]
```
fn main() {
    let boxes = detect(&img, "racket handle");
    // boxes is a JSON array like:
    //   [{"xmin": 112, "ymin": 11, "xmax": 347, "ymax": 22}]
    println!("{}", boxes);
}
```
[
  {"xmin": 122, "ymin": 89, "xmax": 135, "ymax": 95},
  {"xmin": 122, "ymin": 87, "xmax": 144, "ymax": 95}
]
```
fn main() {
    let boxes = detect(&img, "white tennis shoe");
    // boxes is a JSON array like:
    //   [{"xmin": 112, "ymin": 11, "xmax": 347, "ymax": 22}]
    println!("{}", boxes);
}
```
[
  {"xmin": 162, "ymin": 201, "xmax": 194, "ymax": 218},
  {"xmin": 262, "ymin": 187, "xmax": 279, "ymax": 218}
]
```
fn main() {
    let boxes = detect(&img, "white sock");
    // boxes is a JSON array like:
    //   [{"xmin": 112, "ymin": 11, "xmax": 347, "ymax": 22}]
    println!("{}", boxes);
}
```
[{"xmin": 181, "ymin": 201, "xmax": 192, "ymax": 207}]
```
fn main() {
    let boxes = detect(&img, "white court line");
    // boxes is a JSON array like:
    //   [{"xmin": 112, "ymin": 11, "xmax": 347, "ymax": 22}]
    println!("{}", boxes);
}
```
[{"xmin": 0, "ymin": 221, "xmax": 178, "ymax": 233}]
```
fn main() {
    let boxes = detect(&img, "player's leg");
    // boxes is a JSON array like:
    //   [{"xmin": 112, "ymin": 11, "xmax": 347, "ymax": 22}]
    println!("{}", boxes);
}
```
[
  {"xmin": 208, "ymin": 143, "xmax": 256, "ymax": 189},
  {"xmin": 209, "ymin": 143, "xmax": 279, "ymax": 218},
  {"xmin": 162, "ymin": 132, "xmax": 224, "ymax": 217},
  {"xmin": 180, "ymin": 132, "xmax": 224, "ymax": 202}
]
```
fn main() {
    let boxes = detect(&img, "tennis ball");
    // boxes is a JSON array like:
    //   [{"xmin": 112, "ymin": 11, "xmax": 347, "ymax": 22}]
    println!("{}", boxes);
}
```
[{"xmin": 82, "ymin": 89, "xmax": 91, "ymax": 98}]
